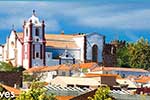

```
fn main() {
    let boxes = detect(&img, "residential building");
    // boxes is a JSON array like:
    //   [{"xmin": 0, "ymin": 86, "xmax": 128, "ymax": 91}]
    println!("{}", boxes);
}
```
[
  {"xmin": 24, "ymin": 62, "xmax": 99, "ymax": 82},
  {"xmin": 83, "ymin": 73, "xmax": 117, "ymax": 87},
  {"xmin": 50, "ymin": 76, "xmax": 100, "ymax": 89},
  {"xmin": 91, "ymin": 67, "xmax": 149, "ymax": 77}
]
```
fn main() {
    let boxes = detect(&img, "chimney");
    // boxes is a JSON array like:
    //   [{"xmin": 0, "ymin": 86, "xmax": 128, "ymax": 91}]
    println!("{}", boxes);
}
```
[{"xmin": 61, "ymin": 30, "xmax": 64, "ymax": 35}]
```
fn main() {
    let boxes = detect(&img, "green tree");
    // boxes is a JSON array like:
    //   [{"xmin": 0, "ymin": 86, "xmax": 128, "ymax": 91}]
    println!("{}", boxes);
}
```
[
  {"xmin": 88, "ymin": 86, "xmax": 113, "ymax": 100},
  {"xmin": 16, "ymin": 81, "xmax": 57, "ymax": 100},
  {"xmin": 0, "ymin": 61, "xmax": 25, "ymax": 72},
  {"xmin": 116, "ymin": 45, "xmax": 130, "ymax": 67},
  {"xmin": 0, "ymin": 61, "xmax": 14, "ymax": 72},
  {"xmin": 116, "ymin": 38, "xmax": 150, "ymax": 69},
  {"xmin": 128, "ymin": 38, "xmax": 150, "ymax": 69}
]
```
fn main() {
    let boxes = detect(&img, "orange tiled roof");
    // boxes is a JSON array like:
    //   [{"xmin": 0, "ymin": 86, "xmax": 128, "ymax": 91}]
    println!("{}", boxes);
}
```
[
  {"xmin": 84, "ymin": 73, "xmax": 118, "ymax": 78},
  {"xmin": 46, "ymin": 41, "xmax": 78, "ymax": 49},
  {"xmin": 24, "ymin": 63, "xmax": 99, "ymax": 73},
  {"xmin": 56, "ymin": 96, "xmax": 74, "ymax": 100},
  {"xmin": 133, "ymin": 76, "xmax": 150, "ymax": 83},
  {"xmin": 58, "ymin": 64, "xmax": 71, "ymax": 71},
  {"xmin": 45, "ymin": 34, "xmax": 84, "ymax": 40},
  {"xmin": 0, "ymin": 84, "xmax": 21, "ymax": 95},
  {"xmin": 45, "ymin": 34, "xmax": 83, "ymax": 49},
  {"xmin": 92, "ymin": 67, "xmax": 148, "ymax": 73},
  {"xmin": 24, "ymin": 66, "xmax": 47, "ymax": 73},
  {"xmin": 73, "ymin": 62, "xmax": 98, "ymax": 69},
  {"xmin": 40, "ymin": 66, "xmax": 60, "ymax": 72},
  {"xmin": 16, "ymin": 33, "xmax": 83, "ymax": 49},
  {"xmin": 24, "ymin": 64, "xmax": 72, "ymax": 73}
]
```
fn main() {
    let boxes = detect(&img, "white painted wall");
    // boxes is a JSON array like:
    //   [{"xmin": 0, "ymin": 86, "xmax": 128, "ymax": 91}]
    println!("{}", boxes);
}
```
[
  {"xmin": 8, "ymin": 31, "xmax": 16, "ymax": 60},
  {"xmin": 40, "ymin": 71, "xmax": 57, "ymax": 82},
  {"xmin": 86, "ymin": 33, "xmax": 104, "ymax": 63},
  {"xmin": 17, "ymin": 39, "xmax": 22, "ymax": 66},
  {"xmin": 73, "ymin": 36, "xmax": 84, "ymax": 62},
  {"xmin": 3, "ymin": 43, "xmax": 7, "ymax": 62},
  {"xmin": 0, "ymin": 46, "xmax": 3, "ymax": 61}
]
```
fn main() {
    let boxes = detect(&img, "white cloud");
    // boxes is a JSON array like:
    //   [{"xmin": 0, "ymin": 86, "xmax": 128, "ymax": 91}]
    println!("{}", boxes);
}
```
[{"xmin": 0, "ymin": 1, "xmax": 150, "ymax": 33}]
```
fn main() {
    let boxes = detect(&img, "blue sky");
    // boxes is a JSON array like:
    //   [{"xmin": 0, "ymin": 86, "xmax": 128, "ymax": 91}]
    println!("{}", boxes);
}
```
[{"xmin": 0, "ymin": 1, "xmax": 150, "ymax": 44}]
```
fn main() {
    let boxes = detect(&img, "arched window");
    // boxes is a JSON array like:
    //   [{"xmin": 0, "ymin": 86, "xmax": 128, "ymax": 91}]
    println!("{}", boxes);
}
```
[
  {"xmin": 35, "ymin": 28, "xmax": 39, "ymax": 36},
  {"xmin": 11, "ymin": 41, "xmax": 15, "ymax": 48},
  {"xmin": 26, "ymin": 28, "xmax": 28, "ymax": 36},
  {"xmin": 92, "ymin": 44, "xmax": 98, "ymax": 62}
]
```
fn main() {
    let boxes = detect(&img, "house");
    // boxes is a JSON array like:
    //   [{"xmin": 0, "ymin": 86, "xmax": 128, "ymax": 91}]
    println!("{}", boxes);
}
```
[
  {"xmin": 83, "ymin": 73, "xmax": 117, "ymax": 87},
  {"xmin": 24, "ymin": 62, "xmax": 99, "ymax": 82},
  {"xmin": 50, "ymin": 76, "xmax": 100, "ymax": 89},
  {"xmin": 91, "ymin": 67, "xmax": 149, "ymax": 77},
  {"xmin": 116, "ymin": 78, "xmax": 137, "ymax": 89},
  {"xmin": 0, "ymin": 10, "xmax": 105, "ymax": 69},
  {"xmin": 128, "ymin": 76, "xmax": 150, "ymax": 88}
]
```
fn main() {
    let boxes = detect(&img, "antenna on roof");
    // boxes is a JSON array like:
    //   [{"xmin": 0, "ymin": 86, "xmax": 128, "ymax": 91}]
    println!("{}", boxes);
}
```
[{"xmin": 33, "ymin": 10, "xmax": 36, "ymax": 16}]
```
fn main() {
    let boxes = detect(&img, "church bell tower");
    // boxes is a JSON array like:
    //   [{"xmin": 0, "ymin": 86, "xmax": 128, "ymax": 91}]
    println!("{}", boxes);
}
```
[{"xmin": 22, "ymin": 10, "xmax": 46, "ymax": 69}]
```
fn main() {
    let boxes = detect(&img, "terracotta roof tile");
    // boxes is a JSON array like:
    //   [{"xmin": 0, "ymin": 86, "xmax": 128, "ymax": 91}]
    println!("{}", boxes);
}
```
[
  {"xmin": 73, "ymin": 62, "xmax": 98, "ymax": 69},
  {"xmin": 24, "ymin": 66, "xmax": 46, "ymax": 73},
  {"xmin": 45, "ymin": 34, "xmax": 84, "ymax": 40},
  {"xmin": 45, "ymin": 34, "xmax": 83, "ymax": 49},
  {"xmin": 16, "ymin": 33, "xmax": 83, "ymax": 49},
  {"xmin": 56, "ymin": 96, "xmax": 74, "ymax": 100},
  {"xmin": 92, "ymin": 67, "xmax": 148, "ymax": 73},
  {"xmin": 0, "ymin": 84, "xmax": 21, "ymax": 95},
  {"xmin": 41, "ymin": 66, "xmax": 59, "ymax": 72},
  {"xmin": 24, "ymin": 64, "xmax": 72, "ymax": 73},
  {"xmin": 84, "ymin": 73, "xmax": 118, "ymax": 78},
  {"xmin": 58, "ymin": 65, "xmax": 71, "ymax": 71},
  {"xmin": 133, "ymin": 76, "xmax": 150, "ymax": 83},
  {"xmin": 46, "ymin": 41, "xmax": 78, "ymax": 49}
]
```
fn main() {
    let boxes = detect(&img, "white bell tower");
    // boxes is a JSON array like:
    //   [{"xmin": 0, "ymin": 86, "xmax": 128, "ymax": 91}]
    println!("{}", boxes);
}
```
[{"xmin": 22, "ymin": 10, "xmax": 46, "ymax": 69}]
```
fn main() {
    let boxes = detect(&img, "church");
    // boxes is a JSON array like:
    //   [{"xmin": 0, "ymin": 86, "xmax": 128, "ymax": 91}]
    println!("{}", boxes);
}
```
[{"xmin": 0, "ymin": 11, "xmax": 105, "ymax": 69}]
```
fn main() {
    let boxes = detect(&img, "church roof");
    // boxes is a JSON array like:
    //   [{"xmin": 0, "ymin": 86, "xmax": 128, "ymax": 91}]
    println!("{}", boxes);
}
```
[
  {"xmin": 16, "ymin": 33, "xmax": 83, "ymax": 49},
  {"xmin": 45, "ymin": 34, "xmax": 83, "ymax": 49}
]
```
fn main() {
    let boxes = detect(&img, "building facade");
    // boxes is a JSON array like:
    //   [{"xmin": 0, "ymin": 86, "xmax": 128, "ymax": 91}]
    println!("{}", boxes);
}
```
[{"xmin": 0, "ymin": 11, "xmax": 105, "ymax": 69}]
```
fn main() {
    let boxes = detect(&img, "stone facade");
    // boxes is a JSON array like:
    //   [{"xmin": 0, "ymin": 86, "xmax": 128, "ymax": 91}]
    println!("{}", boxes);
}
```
[{"xmin": 102, "ymin": 40, "xmax": 126, "ymax": 67}]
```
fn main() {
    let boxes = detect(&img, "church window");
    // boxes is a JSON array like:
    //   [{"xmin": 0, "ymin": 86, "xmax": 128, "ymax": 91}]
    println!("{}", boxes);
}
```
[
  {"xmin": 35, "ymin": 28, "xmax": 39, "ymax": 36},
  {"xmin": 36, "ymin": 38, "xmax": 39, "ymax": 42},
  {"xmin": 48, "ymin": 54, "xmax": 50, "ymax": 58},
  {"xmin": 92, "ymin": 44, "xmax": 98, "ymax": 62},
  {"xmin": 66, "ymin": 54, "xmax": 69, "ymax": 57},
  {"xmin": 26, "ymin": 28, "xmax": 28, "ymax": 36},
  {"xmin": 36, "ymin": 52, "xmax": 39, "ymax": 58},
  {"xmin": 62, "ymin": 72, "xmax": 66, "ymax": 76},
  {"xmin": 11, "ymin": 41, "xmax": 14, "ymax": 48},
  {"xmin": 33, "ymin": 44, "xmax": 35, "ymax": 59}
]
